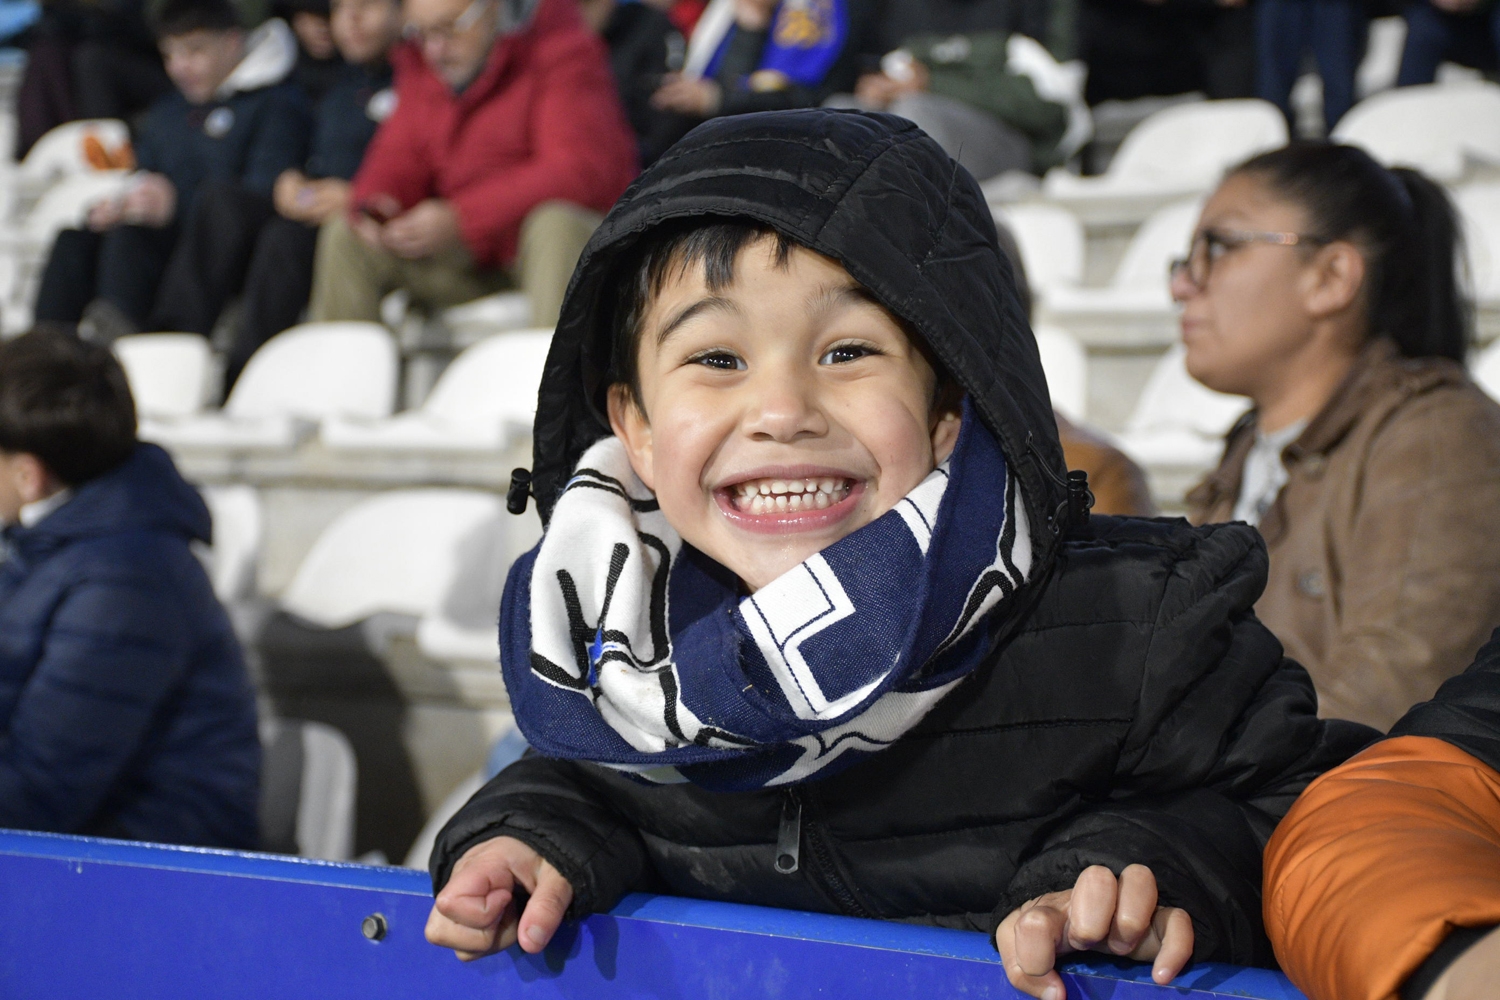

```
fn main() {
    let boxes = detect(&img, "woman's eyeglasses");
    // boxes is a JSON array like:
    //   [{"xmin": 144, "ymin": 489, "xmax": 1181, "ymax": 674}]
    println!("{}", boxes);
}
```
[{"xmin": 1168, "ymin": 228, "xmax": 1325, "ymax": 291}]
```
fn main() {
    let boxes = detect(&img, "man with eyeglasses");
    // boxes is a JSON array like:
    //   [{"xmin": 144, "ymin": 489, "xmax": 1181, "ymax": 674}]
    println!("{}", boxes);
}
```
[{"xmin": 307, "ymin": 0, "xmax": 637, "ymax": 330}]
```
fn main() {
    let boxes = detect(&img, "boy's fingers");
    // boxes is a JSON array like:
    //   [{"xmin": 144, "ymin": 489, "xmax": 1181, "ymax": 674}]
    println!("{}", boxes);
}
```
[
  {"xmin": 1108, "ymin": 864, "xmax": 1159, "ymax": 955},
  {"xmin": 425, "ymin": 904, "xmax": 503, "ymax": 955},
  {"xmin": 436, "ymin": 885, "xmax": 513, "ymax": 929},
  {"xmin": 516, "ymin": 867, "xmax": 574, "ymax": 954},
  {"xmin": 1014, "ymin": 902, "xmax": 1070, "ymax": 977},
  {"xmin": 1065, "ymin": 866, "xmax": 1118, "ymax": 950},
  {"xmin": 1148, "ymin": 908, "xmax": 1195, "ymax": 984}
]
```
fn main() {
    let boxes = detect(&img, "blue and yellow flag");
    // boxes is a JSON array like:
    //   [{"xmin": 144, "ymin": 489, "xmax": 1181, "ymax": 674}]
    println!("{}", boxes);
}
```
[{"xmin": 705, "ymin": 0, "xmax": 849, "ymax": 91}]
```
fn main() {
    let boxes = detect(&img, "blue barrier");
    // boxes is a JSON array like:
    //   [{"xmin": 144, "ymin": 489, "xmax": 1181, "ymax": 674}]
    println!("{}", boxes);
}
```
[{"xmin": 0, "ymin": 829, "xmax": 1306, "ymax": 999}]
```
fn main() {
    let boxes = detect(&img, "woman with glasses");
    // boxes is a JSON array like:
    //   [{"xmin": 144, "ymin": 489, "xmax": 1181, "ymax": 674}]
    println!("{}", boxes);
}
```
[{"xmin": 1175, "ymin": 141, "xmax": 1500, "ymax": 732}]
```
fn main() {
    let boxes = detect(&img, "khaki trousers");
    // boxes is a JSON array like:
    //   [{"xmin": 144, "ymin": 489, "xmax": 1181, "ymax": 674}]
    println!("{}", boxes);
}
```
[{"xmin": 308, "ymin": 200, "xmax": 602, "ymax": 328}]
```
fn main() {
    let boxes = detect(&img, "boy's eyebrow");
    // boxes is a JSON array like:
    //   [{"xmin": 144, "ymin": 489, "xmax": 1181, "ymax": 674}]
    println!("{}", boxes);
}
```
[
  {"xmin": 654, "ymin": 296, "xmax": 739, "ymax": 348},
  {"xmin": 805, "ymin": 282, "xmax": 885, "ymax": 316}
]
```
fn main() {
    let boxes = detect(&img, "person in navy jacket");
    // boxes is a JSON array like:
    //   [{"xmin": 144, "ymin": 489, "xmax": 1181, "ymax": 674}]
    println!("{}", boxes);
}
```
[
  {"xmin": 0, "ymin": 329, "xmax": 260, "ymax": 848},
  {"xmin": 32, "ymin": 0, "xmax": 312, "ymax": 344}
]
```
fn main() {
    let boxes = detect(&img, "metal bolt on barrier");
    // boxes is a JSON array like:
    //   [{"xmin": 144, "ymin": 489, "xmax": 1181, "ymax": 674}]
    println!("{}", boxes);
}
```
[{"xmin": 361, "ymin": 913, "xmax": 388, "ymax": 941}]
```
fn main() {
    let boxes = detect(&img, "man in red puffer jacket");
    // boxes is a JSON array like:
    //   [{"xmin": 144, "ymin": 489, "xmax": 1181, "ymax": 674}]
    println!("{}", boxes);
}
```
[{"xmin": 309, "ymin": 0, "xmax": 637, "ymax": 328}]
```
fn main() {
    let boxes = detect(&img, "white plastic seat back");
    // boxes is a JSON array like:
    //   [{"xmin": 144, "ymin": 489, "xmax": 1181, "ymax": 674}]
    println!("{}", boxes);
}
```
[
  {"xmin": 1332, "ymin": 82, "xmax": 1500, "ymax": 182},
  {"xmin": 995, "ymin": 204, "xmax": 1085, "ymax": 296},
  {"xmin": 1126, "ymin": 343, "xmax": 1250, "ymax": 438},
  {"xmin": 18, "ymin": 119, "xmax": 129, "ymax": 185},
  {"xmin": 1105, "ymin": 100, "xmax": 1287, "ymax": 190},
  {"xmin": 226, "ymin": 322, "xmax": 397, "ymax": 421},
  {"xmin": 1472, "ymin": 339, "xmax": 1500, "ymax": 403},
  {"xmin": 114, "ymin": 333, "xmax": 213, "ymax": 419},
  {"xmin": 1455, "ymin": 184, "xmax": 1500, "ymax": 304},
  {"xmin": 423, "ymin": 328, "xmax": 553, "ymax": 428},
  {"xmin": 280, "ymin": 489, "xmax": 505, "ymax": 628},
  {"xmin": 200, "ymin": 484, "xmax": 262, "ymax": 602},
  {"xmin": 1112, "ymin": 199, "xmax": 1202, "ymax": 291},
  {"xmin": 1034, "ymin": 324, "xmax": 1087, "ymax": 422},
  {"xmin": 260, "ymin": 717, "xmax": 357, "ymax": 862},
  {"xmin": 21, "ymin": 170, "xmax": 132, "ymax": 243}
]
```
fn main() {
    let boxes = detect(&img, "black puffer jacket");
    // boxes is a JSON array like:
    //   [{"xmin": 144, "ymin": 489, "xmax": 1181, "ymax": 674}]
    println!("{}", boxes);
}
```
[{"xmin": 432, "ymin": 109, "xmax": 1373, "ymax": 964}]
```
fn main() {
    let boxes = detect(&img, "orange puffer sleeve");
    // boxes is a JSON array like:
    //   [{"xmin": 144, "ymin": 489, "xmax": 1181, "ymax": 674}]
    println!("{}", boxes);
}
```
[{"xmin": 1264, "ymin": 735, "xmax": 1500, "ymax": 1000}]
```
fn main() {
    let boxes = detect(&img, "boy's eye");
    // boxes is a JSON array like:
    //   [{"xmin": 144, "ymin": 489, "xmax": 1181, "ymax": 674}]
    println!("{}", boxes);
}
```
[
  {"xmin": 820, "ymin": 343, "xmax": 879, "ymax": 365},
  {"xmin": 689, "ymin": 350, "xmax": 746, "ymax": 371}
]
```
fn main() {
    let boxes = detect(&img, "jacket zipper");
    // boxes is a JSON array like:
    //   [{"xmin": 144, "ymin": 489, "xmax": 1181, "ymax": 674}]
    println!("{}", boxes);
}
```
[{"xmin": 777, "ymin": 788, "xmax": 872, "ymax": 919}]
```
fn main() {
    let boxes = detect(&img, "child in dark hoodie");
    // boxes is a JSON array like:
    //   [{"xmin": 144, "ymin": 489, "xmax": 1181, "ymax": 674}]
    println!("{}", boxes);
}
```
[
  {"xmin": 0, "ymin": 329, "xmax": 260, "ymax": 848},
  {"xmin": 424, "ymin": 109, "xmax": 1371, "ymax": 997},
  {"xmin": 33, "ymin": 0, "xmax": 311, "ymax": 342}
]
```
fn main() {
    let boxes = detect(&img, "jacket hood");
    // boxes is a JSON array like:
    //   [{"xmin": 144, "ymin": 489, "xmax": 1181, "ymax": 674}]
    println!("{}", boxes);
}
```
[
  {"xmin": 217, "ymin": 17, "xmax": 297, "ymax": 99},
  {"xmin": 15, "ymin": 443, "xmax": 212, "ymax": 549},
  {"xmin": 531, "ymin": 108, "xmax": 1067, "ymax": 568}
]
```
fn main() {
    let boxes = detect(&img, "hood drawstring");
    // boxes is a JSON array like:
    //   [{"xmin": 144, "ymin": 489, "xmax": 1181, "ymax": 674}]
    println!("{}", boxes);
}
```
[
  {"xmin": 507, "ymin": 468, "xmax": 532, "ymax": 515},
  {"xmin": 1027, "ymin": 433, "xmax": 1092, "ymax": 533}
]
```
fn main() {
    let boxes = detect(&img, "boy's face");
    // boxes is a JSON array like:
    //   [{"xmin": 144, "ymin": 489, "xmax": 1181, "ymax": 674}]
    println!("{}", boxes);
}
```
[
  {"xmin": 332, "ymin": 0, "xmax": 401, "ymax": 65},
  {"xmin": 160, "ymin": 28, "xmax": 246, "ymax": 105},
  {"xmin": 608, "ymin": 237, "xmax": 961, "ymax": 592},
  {"xmin": 0, "ymin": 451, "xmax": 54, "ymax": 525}
]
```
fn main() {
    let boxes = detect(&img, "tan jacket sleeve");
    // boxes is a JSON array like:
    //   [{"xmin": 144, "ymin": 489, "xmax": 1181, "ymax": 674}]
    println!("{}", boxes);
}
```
[
  {"xmin": 1316, "ymin": 389, "xmax": 1500, "ymax": 727},
  {"xmin": 1264, "ymin": 736, "xmax": 1500, "ymax": 1000}
]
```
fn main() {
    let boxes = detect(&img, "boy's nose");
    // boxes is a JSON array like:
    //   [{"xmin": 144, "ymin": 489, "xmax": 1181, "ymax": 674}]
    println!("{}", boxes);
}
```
[{"xmin": 741, "ymin": 373, "xmax": 829, "ymax": 443}]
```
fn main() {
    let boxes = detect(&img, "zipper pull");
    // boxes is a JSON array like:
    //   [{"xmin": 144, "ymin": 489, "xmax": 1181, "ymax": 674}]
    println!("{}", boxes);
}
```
[{"xmin": 775, "ymin": 791, "xmax": 802, "ymax": 875}]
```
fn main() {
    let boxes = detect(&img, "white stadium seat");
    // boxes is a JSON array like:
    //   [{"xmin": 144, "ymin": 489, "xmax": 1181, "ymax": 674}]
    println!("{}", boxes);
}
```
[
  {"xmin": 1471, "ymin": 339, "xmax": 1500, "ymax": 404},
  {"xmin": 1331, "ymin": 82, "xmax": 1500, "ymax": 183},
  {"xmin": 1115, "ymin": 343, "xmax": 1250, "ymax": 469},
  {"xmin": 259, "ymin": 716, "xmax": 357, "ymax": 862},
  {"xmin": 200, "ymin": 484, "xmax": 263, "ymax": 603},
  {"xmin": 1455, "ymin": 183, "xmax": 1500, "ymax": 306},
  {"xmin": 995, "ymin": 203, "xmax": 1085, "ymax": 305},
  {"xmin": 113, "ymin": 334, "xmax": 214, "ymax": 419},
  {"xmin": 438, "ymin": 291, "xmax": 533, "ymax": 344},
  {"xmin": 279, "ymin": 489, "xmax": 506, "ymax": 629},
  {"xmin": 322, "ymin": 328, "xmax": 552, "ymax": 451},
  {"xmin": 1042, "ymin": 198, "xmax": 1201, "ymax": 320},
  {"xmin": 1042, "ymin": 100, "xmax": 1286, "ymax": 225},
  {"xmin": 1034, "ymin": 324, "xmax": 1087, "ymax": 422},
  {"xmin": 141, "ymin": 322, "xmax": 398, "ymax": 449}
]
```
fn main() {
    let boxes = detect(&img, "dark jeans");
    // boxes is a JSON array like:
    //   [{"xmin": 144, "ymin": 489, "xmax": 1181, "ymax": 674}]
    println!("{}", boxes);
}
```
[
  {"xmin": 33, "ymin": 224, "xmax": 176, "ymax": 325},
  {"xmin": 1397, "ymin": 1, "xmax": 1500, "ymax": 85},
  {"xmin": 1255, "ymin": 0, "xmax": 1366, "ymax": 131},
  {"xmin": 150, "ymin": 180, "xmax": 320, "ymax": 391},
  {"xmin": 1081, "ymin": 0, "xmax": 1255, "ymax": 103}
]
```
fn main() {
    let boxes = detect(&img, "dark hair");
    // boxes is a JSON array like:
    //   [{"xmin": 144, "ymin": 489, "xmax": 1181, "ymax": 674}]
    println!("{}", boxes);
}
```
[
  {"xmin": 1230, "ymin": 141, "xmax": 1471, "ymax": 363},
  {"xmin": 151, "ymin": 0, "xmax": 242, "ymax": 38},
  {"xmin": 609, "ymin": 219, "xmax": 796, "ymax": 408},
  {"xmin": 0, "ymin": 329, "xmax": 137, "ymax": 485}
]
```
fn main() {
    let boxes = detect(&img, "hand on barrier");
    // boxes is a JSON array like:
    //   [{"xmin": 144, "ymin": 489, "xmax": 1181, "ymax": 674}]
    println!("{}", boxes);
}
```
[
  {"xmin": 425, "ymin": 835, "xmax": 575, "ymax": 961},
  {"xmin": 995, "ymin": 864, "xmax": 1194, "ymax": 1000}
]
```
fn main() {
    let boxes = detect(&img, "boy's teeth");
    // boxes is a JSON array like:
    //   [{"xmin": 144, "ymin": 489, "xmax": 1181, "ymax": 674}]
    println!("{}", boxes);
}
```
[{"xmin": 732, "ymin": 475, "xmax": 855, "ymax": 512}]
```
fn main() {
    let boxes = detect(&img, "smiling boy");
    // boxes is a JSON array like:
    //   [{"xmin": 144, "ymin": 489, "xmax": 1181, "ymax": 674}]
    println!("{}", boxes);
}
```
[{"xmin": 425, "ymin": 110, "xmax": 1370, "ymax": 998}]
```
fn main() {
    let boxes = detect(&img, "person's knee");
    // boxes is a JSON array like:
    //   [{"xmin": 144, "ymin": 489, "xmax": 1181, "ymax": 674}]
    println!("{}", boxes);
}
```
[{"xmin": 520, "ymin": 201, "xmax": 600, "ymax": 245}]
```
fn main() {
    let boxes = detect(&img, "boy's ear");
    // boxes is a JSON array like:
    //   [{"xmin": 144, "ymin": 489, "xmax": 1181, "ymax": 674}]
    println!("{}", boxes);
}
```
[
  {"xmin": 606, "ymin": 383, "xmax": 656, "ymax": 491},
  {"xmin": 930, "ymin": 405, "xmax": 961, "ymax": 466},
  {"xmin": 929, "ymin": 384, "xmax": 963, "ymax": 465}
]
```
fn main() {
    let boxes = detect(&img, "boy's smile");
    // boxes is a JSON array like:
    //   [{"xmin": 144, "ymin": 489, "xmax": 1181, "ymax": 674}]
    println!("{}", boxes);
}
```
[{"xmin": 607, "ymin": 235, "xmax": 960, "ymax": 591}]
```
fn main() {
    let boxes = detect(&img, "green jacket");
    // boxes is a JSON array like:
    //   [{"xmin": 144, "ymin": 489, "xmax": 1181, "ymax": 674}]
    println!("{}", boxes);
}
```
[{"xmin": 904, "ymin": 31, "xmax": 1069, "ymax": 171}]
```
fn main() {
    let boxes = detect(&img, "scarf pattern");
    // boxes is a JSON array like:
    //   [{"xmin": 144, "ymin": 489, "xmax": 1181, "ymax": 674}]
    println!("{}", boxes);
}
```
[{"xmin": 501, "ymin": 405, "xmax": 1032, "ymax": 791}]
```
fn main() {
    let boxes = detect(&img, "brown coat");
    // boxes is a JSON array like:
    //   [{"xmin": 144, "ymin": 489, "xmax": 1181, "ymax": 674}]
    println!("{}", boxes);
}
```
[
  {"xmin": 1188, "ymin": 338, "xmax": 1500, "ymax": 730},
  {"xmin": 1056, "ymin": 413, "xmax": 1156, "ymax": 517}
]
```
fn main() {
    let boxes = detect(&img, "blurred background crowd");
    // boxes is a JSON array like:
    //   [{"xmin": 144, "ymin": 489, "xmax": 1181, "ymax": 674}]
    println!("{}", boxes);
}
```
[{"xmin": 0, "ymin": 0, "xmax": 1498, "ymax": 878}]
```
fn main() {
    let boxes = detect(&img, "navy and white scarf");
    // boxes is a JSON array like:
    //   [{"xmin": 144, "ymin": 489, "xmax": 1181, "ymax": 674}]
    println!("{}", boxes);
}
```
[{"xmin": 500, "ymin": 402, "xmax": 1032, "ymax": 791}]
